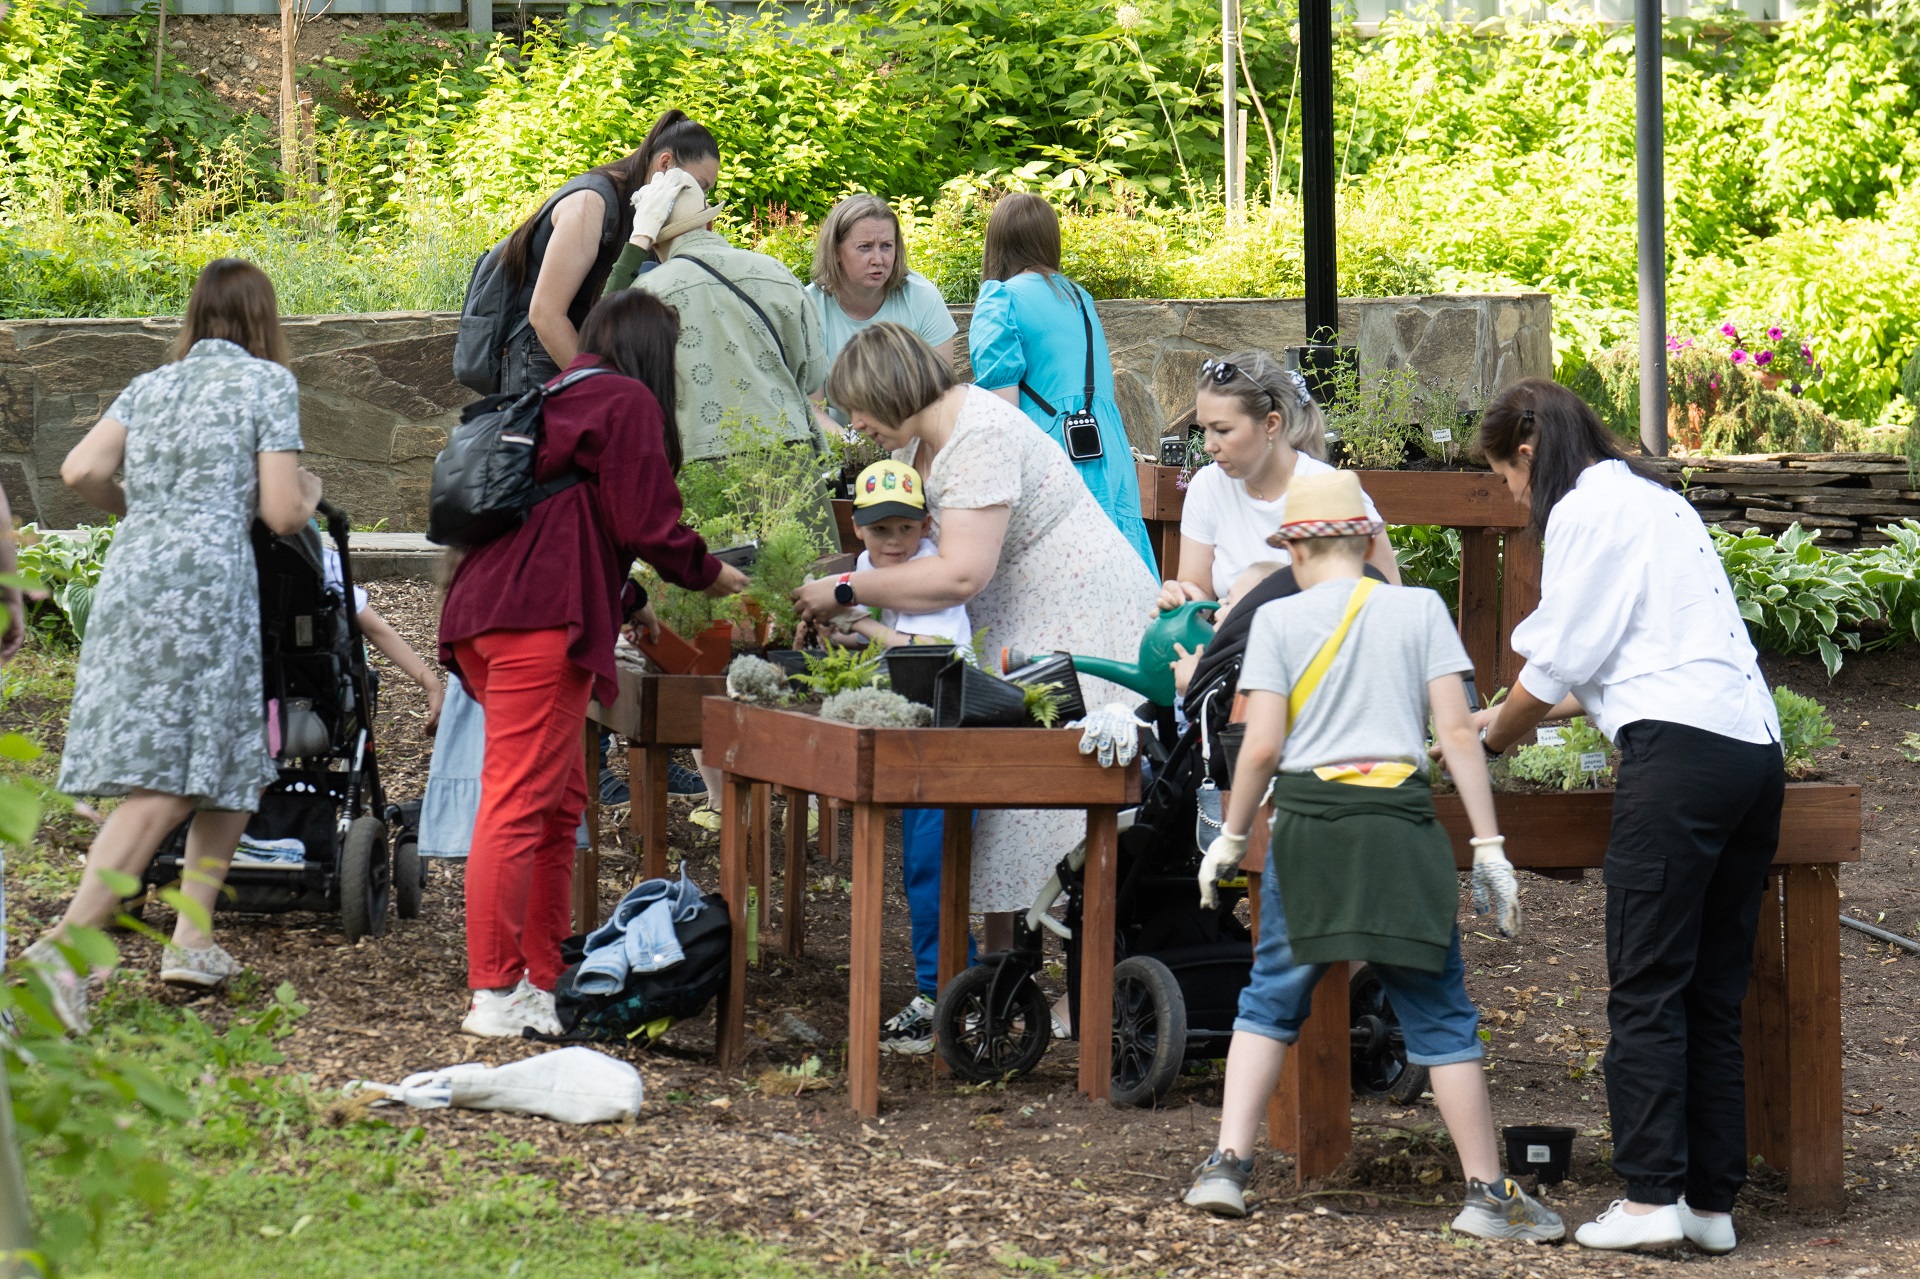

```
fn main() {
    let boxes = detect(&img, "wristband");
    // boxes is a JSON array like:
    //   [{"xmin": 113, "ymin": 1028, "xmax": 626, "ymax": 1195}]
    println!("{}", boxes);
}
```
[{"xmin": 1478, "ymin": 726, "xmax": 1502, "ymax": 758}]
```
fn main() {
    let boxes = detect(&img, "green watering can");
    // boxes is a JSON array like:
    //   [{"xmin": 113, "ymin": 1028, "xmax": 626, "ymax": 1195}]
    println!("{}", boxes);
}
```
[{"xmin": 1005, "ymin": 599, "xmax": 1220, "ymax": 709}]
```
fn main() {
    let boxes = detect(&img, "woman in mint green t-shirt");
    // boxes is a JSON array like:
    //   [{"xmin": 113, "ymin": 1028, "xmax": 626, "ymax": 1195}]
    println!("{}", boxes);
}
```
[{"xmin": 806, "ymin": 195, "xmax": 957, "ymax": 403}]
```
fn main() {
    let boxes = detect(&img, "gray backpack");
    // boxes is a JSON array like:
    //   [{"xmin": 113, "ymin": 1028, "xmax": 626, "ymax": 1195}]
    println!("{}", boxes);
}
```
[{"xmin": 452, "ymin": 173, "xmax": 623, "ymax": 395}]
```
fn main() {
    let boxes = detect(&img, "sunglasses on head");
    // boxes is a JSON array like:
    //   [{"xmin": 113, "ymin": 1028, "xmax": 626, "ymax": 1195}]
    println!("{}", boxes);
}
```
[{"xmin": 1200, "ymin": 359, "xmax": 1314, "ymax": 409}]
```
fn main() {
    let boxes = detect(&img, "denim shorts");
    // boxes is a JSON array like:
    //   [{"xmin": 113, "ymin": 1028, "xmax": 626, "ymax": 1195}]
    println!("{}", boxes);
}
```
[{"xmin": 1235, "ymin": 869, "xmax": 1483, "ymax": 1066}]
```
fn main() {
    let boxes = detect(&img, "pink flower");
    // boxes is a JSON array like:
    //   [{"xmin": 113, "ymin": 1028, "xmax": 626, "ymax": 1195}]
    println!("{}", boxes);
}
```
[
  {"xmin": 1721, "ymin": 322, "xmax": 1740, "ymax": 339},
  {"xmin": 1755, "ymin": 350, "xmax": 1775, "ymax": 366},
  {"xmin": 1767, "ymin": 326, "xmax": 1784, "ymax": 342},
  {"xmin": 1731, "ymin": 348, "xmax": 1749, "ymax": 363}
]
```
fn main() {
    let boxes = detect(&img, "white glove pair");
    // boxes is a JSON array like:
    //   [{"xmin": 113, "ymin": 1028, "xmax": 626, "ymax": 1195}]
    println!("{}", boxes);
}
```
[
  {"xmin": 1471, "ymin": 834, "xmax": 1523, "ymax": 939},
  {"xmin": 1198, "ymin": 832, "xmax": 1247, "ymax": 909},
  {"xmin": 629, "ymin": 169, "xmax": 702, "ymax": 248},
  {"xmin": 1067, "ymin": 703, "xmax": 1149, "ymax": 768}
]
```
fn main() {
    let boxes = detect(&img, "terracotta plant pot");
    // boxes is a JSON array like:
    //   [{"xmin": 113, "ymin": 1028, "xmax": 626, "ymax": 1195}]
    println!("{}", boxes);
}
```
[
  {"xmin": 635, "ymin": 621, "xmax": 703, "ymax": 675},
  {"xmin": 742, "ymin": 598, "xmax": 774, "ymax": 649},
  {"xmin": 690, "ymin": 620, "xmax": 735, "ymax": 676}
]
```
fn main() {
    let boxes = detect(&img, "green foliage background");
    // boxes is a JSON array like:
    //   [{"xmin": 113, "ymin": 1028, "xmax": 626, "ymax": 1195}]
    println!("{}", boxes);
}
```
[{"xmin": 6, "ymin": 0, "xmax": 1920, "ymax": 420}]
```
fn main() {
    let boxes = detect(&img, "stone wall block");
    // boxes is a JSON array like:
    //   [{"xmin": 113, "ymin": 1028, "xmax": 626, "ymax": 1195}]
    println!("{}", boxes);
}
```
[
  {"xmin": 297, "ymin": 388, "xmax": 410, "ymax": 465},
  {"xmin": 1181, "ymin": 298, "xmax": 1308, "ymax": 353},
  {"xmin": 0, "ymin": 366, "xmax": 35, "ymax": 453},
  {"xmin": 1152, "ymin": 346, "xmax": 1214, "ymax": 424},
  {"xmin": 1112, "ymin": 369, "xmax": 1167, "ymax": 454},
  {"xmin": 0, "ymin": 462, "xmax": 39, "ymax": 524},
  {"xmin": 293, "ymin": 332, "xmax": 469, "ymax": 420},
  {"xmin": 306, "ymin": 455, "xmax": 397, "ymax": 531},
  {"xmin": 391, "ymin": 422, "xmax": 453, "ymax": 464}
]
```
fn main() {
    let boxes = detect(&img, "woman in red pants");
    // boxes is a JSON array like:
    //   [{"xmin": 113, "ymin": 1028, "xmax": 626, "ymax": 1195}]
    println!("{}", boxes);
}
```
[{"xmin": 439, "ymin": 289, "xmax": 747, "ymax": 1037}]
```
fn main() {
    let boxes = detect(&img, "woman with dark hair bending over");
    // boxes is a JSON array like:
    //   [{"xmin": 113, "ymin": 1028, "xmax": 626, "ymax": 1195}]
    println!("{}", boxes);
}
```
[
  {"xmin": 438, "ymin": 290, "xmax": 747, "ymax": 1038},
  {"xmin": 25, "ymin": 259, "xmax": 322, "ymax": 1031},
  {"xmin": 1472, "ymin": 377, "xmax": 1783, "ymax": 1255},
  {"xmin": 499, "ymin": 109, "xmax": 721, "ymax": 393}
]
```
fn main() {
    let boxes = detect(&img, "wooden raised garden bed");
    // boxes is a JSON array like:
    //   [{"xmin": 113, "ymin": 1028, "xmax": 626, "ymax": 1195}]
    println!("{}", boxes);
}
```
[{"xmin": 703, "ymin": 697, "xmax": 1140, "ymax": 1118}]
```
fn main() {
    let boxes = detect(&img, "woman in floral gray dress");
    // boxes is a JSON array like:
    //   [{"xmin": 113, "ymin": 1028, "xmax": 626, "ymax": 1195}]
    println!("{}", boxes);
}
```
[{"xmin": 24, "ymin": 259, "xmax": 321, "ymax": 1033}]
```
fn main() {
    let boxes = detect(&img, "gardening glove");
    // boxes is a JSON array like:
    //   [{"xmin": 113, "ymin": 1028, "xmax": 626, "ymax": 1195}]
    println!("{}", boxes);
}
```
[
  {"xmin": 1068, "ymin": 703, "xmax": 1148, "ymax": 768},
  {"xmin": 1198, "ymin": 832, "xmax": 1248, "ymax": 910},
  {"xmin": 1470, "ymin": 835, "xmax": 1523, "ymax": 940},
  {"xmin": 629, "ymin": 169, "xmax": 701, "ymax": 248}
]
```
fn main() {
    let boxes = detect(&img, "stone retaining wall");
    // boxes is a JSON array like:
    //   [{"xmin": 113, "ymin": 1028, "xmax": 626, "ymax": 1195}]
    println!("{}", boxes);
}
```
[
  {"xmin": 1650, "ymin": 453, "xmax": 1920, "ymax": 545},
  {"xmin": 0, "ymin": 293, "xmax": 1550, "ymax": 530}
]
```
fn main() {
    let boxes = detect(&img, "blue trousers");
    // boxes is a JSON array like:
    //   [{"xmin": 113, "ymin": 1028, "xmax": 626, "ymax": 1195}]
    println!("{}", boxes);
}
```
[{"xmin": 900, "ymin": 808, "xmax": 977, "ymax": 996}]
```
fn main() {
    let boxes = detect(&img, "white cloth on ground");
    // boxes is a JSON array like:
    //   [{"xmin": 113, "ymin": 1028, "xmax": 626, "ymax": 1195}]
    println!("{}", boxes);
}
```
[{"xmin": 346, "ymin": 1047, "xmax": 643, "ymax": 1123}]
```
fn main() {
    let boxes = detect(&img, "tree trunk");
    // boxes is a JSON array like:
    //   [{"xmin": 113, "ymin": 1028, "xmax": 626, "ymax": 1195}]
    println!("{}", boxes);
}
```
[{"xmin": 278, "ymin": 0, "xmax": 302, "ymax": 185}]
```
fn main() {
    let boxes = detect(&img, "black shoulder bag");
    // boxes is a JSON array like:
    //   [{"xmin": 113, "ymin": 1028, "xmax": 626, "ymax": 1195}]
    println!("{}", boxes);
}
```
[{"xmin": 1017, "ymin": 282, "xmax": 1102, "ymax": 462}]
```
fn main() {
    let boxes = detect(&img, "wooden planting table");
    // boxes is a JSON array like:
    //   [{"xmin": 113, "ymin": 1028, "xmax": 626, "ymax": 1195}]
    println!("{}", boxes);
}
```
[
  {"xmin": 579, "ymin": 668, "xmax": 728, "ymax": 930},
  {"xmin": 702, "ymin": 698, "xmax": 1140, "ymax": 1117},
  {"xmin": 1244, "ymin": 783, "xmax": 1861, "ymax": 1209}
]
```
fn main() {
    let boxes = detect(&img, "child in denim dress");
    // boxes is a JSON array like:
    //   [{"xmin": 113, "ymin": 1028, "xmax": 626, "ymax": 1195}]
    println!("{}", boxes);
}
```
[{"xmin": 1183, "ymin": 471, "xmax": 1563, "ymax": 1242}]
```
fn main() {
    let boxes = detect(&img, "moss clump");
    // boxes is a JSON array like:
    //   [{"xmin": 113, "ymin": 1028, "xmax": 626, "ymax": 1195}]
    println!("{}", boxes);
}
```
[
  {"xmin": 820, "ymin": 687, "xmax": 932, "ymax": 728},
  {"xmin": 725, "ymin": 654, "xmax": 791, "ymax": 706}
]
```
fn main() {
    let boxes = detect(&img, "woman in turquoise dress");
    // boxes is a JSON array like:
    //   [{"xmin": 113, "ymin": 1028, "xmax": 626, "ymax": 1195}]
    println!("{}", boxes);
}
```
[{"xmin": 965, "ymin": 193, "xmax": 1155, "ymax": 573}]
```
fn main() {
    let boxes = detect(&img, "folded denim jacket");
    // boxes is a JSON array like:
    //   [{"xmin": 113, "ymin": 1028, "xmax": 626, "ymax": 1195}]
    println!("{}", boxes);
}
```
[{"xmin": 572, "ymin": 869, "xmax": 706, "ymax": 995}]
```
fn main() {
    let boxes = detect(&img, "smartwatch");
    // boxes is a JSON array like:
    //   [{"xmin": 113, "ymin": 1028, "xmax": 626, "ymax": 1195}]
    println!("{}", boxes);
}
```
[
  {"xmin": 833, "ymin": 573, "xmax": 857, "ymax": 608},
  {"xmin": 1479, "ymin": 726, "xmax": 1503, "ymax": 759}
]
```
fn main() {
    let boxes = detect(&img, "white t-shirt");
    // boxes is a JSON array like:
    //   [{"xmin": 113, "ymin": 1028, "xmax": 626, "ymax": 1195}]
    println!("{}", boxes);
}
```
[
  {"xmin": 1179, "ymin": 453, "xmax": 1383, "ymax": 599},
  {"xmin": 855, "ymin": 539, "xmax": 972, "ymax": 648}
]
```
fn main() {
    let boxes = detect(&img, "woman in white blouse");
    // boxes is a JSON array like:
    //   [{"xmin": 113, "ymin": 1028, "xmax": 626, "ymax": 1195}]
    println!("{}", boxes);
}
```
[
  {"xmin": 1473, "ymin": 378, "xmax": 1784, "ymax": 1257},
  {"xmin": 1155, "ymin": 351, "xmax": 1398, "ymax": 612}
]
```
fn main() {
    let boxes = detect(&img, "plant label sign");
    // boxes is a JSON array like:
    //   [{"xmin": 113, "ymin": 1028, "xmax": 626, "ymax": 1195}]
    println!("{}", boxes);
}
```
[
  {"xmin": 1430, "ymin": 426, "xmax": 1454, "ymax": 443},
  {"xmin": 1579, "ymin": 751, "xmax": 1607, "ymax": 774},
  {"xmin": 1535, "ymin": 727, "xmax": 1564, "ymax": 746}
]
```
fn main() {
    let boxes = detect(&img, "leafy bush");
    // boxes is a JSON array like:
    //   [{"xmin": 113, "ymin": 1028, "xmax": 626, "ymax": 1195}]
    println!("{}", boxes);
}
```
[
  {"xmin": 1389, "ymin": 524, "xmax": 1461, "ymax": 613},
  {"xmin": 1773, "ymin": 685, "xmax": 1837, "ymax": 776},
  {"xmin": 1714, "ymin": 523, "xmax": 1880, "ymax": 677},
  {"xmin": 16, "ymin": 522, "xmax": 115, "ymax": 646},
  {"xmin": 1507, "ymin": 716, "xmax": 1615, "ymax": 791},
  {"xmin": 792, "ymin": 643, "xmax": 887, "ymax": 698},
  {"xmin": 1567, "ymin": 344, "xmax": 1860, "ymax": 454}
]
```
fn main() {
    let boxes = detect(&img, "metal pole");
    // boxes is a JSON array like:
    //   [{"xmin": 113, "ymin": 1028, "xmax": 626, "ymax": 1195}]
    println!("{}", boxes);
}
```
[
  {"xmin": 469, "ymin": 0, "xmax": 491, "ymax": 36},
  {"xmin": 1635, "ymin": 0, "xmax": 1668, "ymax": 456},
  {"xmin": 1222, "ymin": 0, "xmax": 1239, "ymax": 219},
  {"xmin": 0, "ymin": 1063, "xmax": 42, "ymax": 1279},
  {"xmin": 1299, "ymin": 0, "xmax": 1338, "ymax": 343}
]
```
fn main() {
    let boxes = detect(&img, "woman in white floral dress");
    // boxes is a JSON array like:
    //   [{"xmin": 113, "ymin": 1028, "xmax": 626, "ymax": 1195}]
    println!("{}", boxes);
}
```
[
  {"xmin": 24, "ymin": 259, "xmax": 322, "ymax": 1032},
  {"xmin": 794, "ymin": 322, "xmax": 1159, "ymax": 942}
]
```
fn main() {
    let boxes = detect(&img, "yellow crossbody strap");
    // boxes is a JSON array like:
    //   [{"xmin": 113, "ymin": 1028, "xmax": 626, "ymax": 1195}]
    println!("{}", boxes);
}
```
[{"xmin": 1288, "ymin": 577, "xmax": 1378, "ymax": 723}]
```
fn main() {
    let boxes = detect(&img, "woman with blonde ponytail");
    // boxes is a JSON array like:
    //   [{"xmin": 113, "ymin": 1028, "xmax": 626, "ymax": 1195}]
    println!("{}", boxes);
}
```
[{"xmin": 1155, "ymin": 350, "xmax": 1399, "ymax": 611}]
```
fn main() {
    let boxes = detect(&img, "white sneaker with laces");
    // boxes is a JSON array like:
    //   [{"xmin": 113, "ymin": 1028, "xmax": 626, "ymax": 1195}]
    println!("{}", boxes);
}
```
[
  {"xmin": 517, "ymin": 980, "xmax": 563, "ymax": 1036},
  {"xmin": 22, "ymin": 938, "xmax": 90, "ymax": 1035},
  {"xmin": 1677, "ymin": 1198, "xmax": 1736, "ymax": 1254},
  {"xmin": 462, "ymin": 985, "xmax": 538, "ymax": 1038},
  {"xmin": 1574, "ymin": 1200, "xmax": 1684, "ymax": 1251}
]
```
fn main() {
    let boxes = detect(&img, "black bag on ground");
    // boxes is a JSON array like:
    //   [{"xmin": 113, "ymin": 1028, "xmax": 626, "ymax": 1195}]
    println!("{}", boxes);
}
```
[
  {"xmin": 546, "ymin": 894, "xmax": 731, "ymax": 1045},
  {"xmin": 452, "ymin": 172, "xmax": 623, "ymax": 395},
  {"xmin": 426, "ymin": 366, "xmax": 608, "ymax": 548}
]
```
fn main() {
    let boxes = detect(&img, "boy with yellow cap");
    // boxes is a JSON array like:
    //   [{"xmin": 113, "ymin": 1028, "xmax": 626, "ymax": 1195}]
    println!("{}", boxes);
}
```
[
  {"xmin": 831, "ymin": 460, "xmax": 975, "ymax": 1052},
  {"xmin": 1183, "ymin": 470, "xmax": 1561, "ymax": 1243}
]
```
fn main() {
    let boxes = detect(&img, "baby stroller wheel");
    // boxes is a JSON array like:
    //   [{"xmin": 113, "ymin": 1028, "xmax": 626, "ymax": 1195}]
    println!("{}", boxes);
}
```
[
  {"xmin": 338, "ymin": 815, "xmax": 391, "ymax": 943},
  {"xmin": 1110, "ymin": 955, "xmax": 1187, "ymax": 1108},
  {"xmin": 392, "ymin": 833, "xmax": 424, "ymax": 920},
  {"xmin": 1349, "ymin": 963, "xmax": 1428, "ymax": 1104},
  {"xmin": 934, "ymin": 963, "xmax": 1051, "ymax": 1083}
]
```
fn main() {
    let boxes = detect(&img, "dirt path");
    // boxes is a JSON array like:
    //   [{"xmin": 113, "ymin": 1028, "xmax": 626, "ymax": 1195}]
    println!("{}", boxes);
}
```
[{"xmin": 12, "ymin": 582, "xmax": 1920, "ymax": 1276}]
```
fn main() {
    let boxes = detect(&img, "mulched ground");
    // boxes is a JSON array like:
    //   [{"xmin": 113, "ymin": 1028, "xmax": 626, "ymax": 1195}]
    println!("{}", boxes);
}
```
[{"xmin": 11, "ymin": 580, "xmax": 1920, "ymax": 1276}]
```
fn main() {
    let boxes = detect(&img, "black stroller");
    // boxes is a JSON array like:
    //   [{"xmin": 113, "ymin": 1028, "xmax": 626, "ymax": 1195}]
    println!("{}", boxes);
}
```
[
  {"xmin": 142, "ymin": 502, "xmax": 424, "ymax": 943},
  {"xmin": 934, "ymin": 564, "xmax": 1430, "ymax": 1108}
]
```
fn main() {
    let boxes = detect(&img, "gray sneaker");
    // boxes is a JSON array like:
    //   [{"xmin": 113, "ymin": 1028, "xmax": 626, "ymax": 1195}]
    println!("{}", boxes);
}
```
[
  {"xmin": 159, "ymin": 942, "xmax": 243, "ymax": 989},
  {"xmin": 1184, "ymin": 1149, "xmax": 1255, "ymax": 1217},
  {"xmin": 879, "ymin": 994, "xmax": 936, "ymax": 1055},
  {"xmin": 1451, "ymin": 1176, "xmax": 1566, "ymax": 1243},
  {"xmin": 21, "ymin": 938, "xmax": 91, "ymax": 1035}
]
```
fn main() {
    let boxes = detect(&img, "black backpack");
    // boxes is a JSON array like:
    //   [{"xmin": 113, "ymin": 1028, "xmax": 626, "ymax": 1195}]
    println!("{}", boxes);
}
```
[
  {"xmin": 452, "ymin": 173, "xmax": 623, "ymax": 395},
  {"xmin": 543, "ymin": 894, "xmax": 732, "ymax": 1045},
  {"xmin": 425, "ymin": 366, "xmax": 609, "ymax": 548}
]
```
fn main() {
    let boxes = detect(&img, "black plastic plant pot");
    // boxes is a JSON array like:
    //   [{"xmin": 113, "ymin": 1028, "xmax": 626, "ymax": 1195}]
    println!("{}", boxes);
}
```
[
  {"xmin": 885, "ymin": 647, "xmax": 953, "ymax": 707},
  {"xmin": 933, "ymin": 659, "xmax": 1030, "ymax": 728},
  {"xmin": 1006, "ymin": 652, "xmax": 1087, "ymax": 725},
  {"xmin": 1218, "ymin": 722, "xmax": 1247, "ymax": 787},
  {"xmin": 764, "ymin": 648, "xmax": 822, "ymax": 688},
  {"xmin": 1502, "ymin": 1125, "xmax": 1575, "ymax": 1186}
]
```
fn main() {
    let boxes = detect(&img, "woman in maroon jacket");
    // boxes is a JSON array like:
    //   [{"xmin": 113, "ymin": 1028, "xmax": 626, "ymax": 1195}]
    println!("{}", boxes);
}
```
[{"xmin": 439, "ymin": 289, "xmax": 747, "ymax": 1037}]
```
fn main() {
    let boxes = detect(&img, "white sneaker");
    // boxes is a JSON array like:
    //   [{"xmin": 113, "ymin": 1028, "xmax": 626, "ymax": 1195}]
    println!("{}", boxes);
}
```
[
  {"xmin": 160, "ymin": 942, "xmax": 243, "ymax": 988},
  {"xmin": 517, "ymin": 980, "xmax": 563, "ymax": 1036},
  {"xmin": 1677, "ymin": 1198, "xmax": 1736, "ymax": 1254},
  {"xmin": 1574, "ymin": 1200, "xmax": 1685, "ymax": 1251},
  {"xmin": 461, "ymin": 981, "xmax": 540, "ymax": 1038},
  {"xmin": 21, "ymin": 938, "xmax": 90, "ymax": 1035}
]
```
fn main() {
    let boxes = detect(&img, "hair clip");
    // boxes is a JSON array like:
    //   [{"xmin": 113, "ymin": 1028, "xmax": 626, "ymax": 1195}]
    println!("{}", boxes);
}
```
[
  {"xmin": 1285, "ymin": 370, "xmax": 1313, "ymax": 408},
  {"xmin": 1520, "ymin": 408, "xmax": 1536, "ymax": 423}
]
